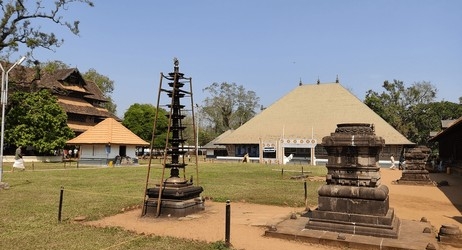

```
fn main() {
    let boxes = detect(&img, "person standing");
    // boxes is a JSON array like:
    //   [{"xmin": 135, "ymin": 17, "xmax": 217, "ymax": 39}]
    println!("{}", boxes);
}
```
[
  {"xmin": 13, "ymin": 146, "xmax": 25, "ymax": 171},
  {"xmin": 242, "ymin": 153, "xmax": 249, "ymax": 163},
  {"xmin": 73, "ymin": 148, "xmax": 79, "ymax": 159},
  {"xmin": 389, "ymin": 154, "xmax": 396, "ymax": 170},
  {"xmin": 398, "ymin": 154, "xmax": 405, "ymax": 170}
]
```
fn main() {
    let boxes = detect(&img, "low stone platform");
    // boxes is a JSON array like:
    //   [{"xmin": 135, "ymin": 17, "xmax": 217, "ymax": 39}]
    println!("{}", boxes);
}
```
[
  {"xmin": 265, "ymin": 216, "xmax": 439, "ymax": 250},
  {"xmin": 0, "ymin": 182, "xmax": 9, "ymax": 190},
  {"xmin": 392, "ymin": 179, "xmax": 437, "ymax": 186},
  {"xmin": 144, "ymin": 197, "xmax": 204, "ymax": 217}
]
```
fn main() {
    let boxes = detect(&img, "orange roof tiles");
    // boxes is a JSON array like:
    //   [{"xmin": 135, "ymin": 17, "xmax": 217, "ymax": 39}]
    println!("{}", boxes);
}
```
[{"xmin": 67, "ymin": 118, "xmax": 149, "ymax": 146}]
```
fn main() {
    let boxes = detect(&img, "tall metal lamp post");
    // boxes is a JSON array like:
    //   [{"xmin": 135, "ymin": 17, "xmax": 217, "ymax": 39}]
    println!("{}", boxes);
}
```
[{"xmin": 0, "ymin": 56, "xmax": 26, "ymax": 184}]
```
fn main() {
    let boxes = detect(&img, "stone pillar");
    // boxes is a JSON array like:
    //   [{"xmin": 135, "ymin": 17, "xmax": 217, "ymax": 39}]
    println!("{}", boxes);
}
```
[
  {"xmin": 306, "ymin": 123, "xmax": 400, "ymax": 238},
  {"xmin": 438, "ymin": 224, "xmax": 462, "ymax": 248},
  {"xmin": 396, "ymin": 146, "xmax": 435, "ymax": 185}
]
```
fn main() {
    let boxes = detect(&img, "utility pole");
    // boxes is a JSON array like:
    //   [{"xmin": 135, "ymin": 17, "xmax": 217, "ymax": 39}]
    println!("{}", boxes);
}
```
[{"xmin": 0, "ymin": 56, "xmax": 26, "ymax": 185}]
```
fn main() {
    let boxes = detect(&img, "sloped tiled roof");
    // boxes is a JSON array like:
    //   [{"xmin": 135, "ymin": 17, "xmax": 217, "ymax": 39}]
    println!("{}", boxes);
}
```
[
  {"xmin": 429, "ymin": 116, "xmax": 462, "ymax": 142},
  {"xmin": 67, "ymin": 121, "xmax": 94, "ymax": 133},
  {"xmin": 9, "ymin": 66, "xmax": 108, "ymax": 103},
  {"xmin": 57, "ymin": 96, "xmax": 117, "ymax": 118},
  {"xmin": 82, "ymin": 79, "xmax": 107, "ymax": 101},
  {"xmin": 38, "ymin": 68, "xmax": 86, "ymax": 93},
  {"xmin": 67, "ymin": 118, "xmax": 149, "ymax": 146},
  {"xmin": 218, "ymin": 82, "xmax": 414, "ymax": 145}
]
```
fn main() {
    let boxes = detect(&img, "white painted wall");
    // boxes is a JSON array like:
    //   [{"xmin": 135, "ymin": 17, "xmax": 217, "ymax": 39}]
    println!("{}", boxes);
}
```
[
  {"xmin": 79, "ymin": 144, "xmax": 138, "ymax": 160},
  {"xmin": 3, "ymin": 155, "xmax": 62, "ymax": 163}
]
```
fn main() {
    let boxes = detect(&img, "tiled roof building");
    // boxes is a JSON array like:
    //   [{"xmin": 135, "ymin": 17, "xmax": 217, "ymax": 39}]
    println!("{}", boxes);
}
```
[
  {"xmin": 429, "ymin": 116, "xmax": 462, "ymax": 165},
  {"xmin": 216, "ymin": 82, "xmax": 413, "ymax": 161},
  {"xmin": 67, "ymin": 118, "xmax": 148, "ymax": 146},
  {"xmin": 8, "ymin": 64, "xmax": 119, "ymax": 135},
  {"xmin": 67, "ymin": 118, "xmax": 148, "ymax": 164}
]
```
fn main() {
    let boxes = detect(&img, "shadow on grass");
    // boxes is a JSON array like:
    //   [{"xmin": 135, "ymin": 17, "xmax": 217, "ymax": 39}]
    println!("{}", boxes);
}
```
[{"xmin": 9, "ymin": 179, "xmax": 32, "ymax": 187}]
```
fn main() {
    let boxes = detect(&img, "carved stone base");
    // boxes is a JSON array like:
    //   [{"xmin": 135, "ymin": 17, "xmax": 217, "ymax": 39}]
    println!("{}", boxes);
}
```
[
  {"xmin": 144, "ymin": 197, "xmax": 204, "ymax": 217},
  {"xmin": 316, "ymin": 185, "xmax": 390, "ymax": 215},
  {"xmin": 144, "ymin": 183, "xmax": 204, "ymax": 217},
  {"xmin": 307, "ymin": 184, "xmax": 400, "ymax": 238},
  {"xmin": 306, "ymin": 208, "xmax": 400, "ymax": 238},
  {"xmin": 396, "ymin": 170, "xmax": 436, "ymax": 186}
]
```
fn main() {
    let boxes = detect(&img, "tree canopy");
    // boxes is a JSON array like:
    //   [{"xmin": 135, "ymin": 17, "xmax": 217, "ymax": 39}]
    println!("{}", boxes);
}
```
[
  {"xmin": 0, "ymin": 0, "xmax": 94, "ymax": 57},
  {"xmin": 410, "ymin": 101, "xmax": 462, "ymax": 144},
  {"xmin": 82, "ymin": 68, "xmax": 117, "ymax": 114},
  {"xmin": 202, "ymin": 82, "xmax": 260, "ymax": 134},
  {"xmin": 364, "ymin": 80, "xmax": 462, "ymax": 145},
  {"xmin": 5, "ymin": 89, "xmax": 74, "ymax": 154},
  {"xmin": 122, "ymin": 103, "xmax": 168, "ymax": 148}
]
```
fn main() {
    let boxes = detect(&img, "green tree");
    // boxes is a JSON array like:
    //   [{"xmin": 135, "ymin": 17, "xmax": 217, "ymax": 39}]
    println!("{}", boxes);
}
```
[
  {"xmin": 41, "ymin": 60, "xmax": 69, "ymax": 73},
  {"xmin": 412, "ymin": 101, "xmax": 462, "ymax": 144},
  {"xmin": 0, "ymin": 0, "xmax": 94, "ymax": 57},
  {"xmin": 198, "ymin": 129, "xmax": 215, "ymax": 146},
  {"xmin": 122, "ymin": 103, "xmax": 168, "ymax": 148},
  {"xmin": 5, "ymin": 90, "xmax": 74, "ymax": 154},
  {"xmin": 82, "ymin": 68, "xmax": 117, "ymax": 114},
  {"xmin": 202, "ymin": 82, "xmax": 260, "ymax": 134},
  {"xmin": 364, "ymin": 80, "xmax": 439, "ymax": 144},
  {"xmin": 181, "ymin": 116, "xmax": 195, "ymax": 146}
]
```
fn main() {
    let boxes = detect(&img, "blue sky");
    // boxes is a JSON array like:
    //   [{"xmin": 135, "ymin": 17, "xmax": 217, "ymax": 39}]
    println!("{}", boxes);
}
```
[{"xmin": 28, "ymin": 0, "xmax": 462, "ymax": 117}]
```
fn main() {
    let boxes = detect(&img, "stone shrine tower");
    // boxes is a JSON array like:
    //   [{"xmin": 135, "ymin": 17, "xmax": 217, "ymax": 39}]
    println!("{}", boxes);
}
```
[
  {"xmin": 397, "ymin": 146, "xmax": 435, "ymax": 185},
  {"xmin": 306, "ymin": 123, "xmax": 400, "ymax": 238}
]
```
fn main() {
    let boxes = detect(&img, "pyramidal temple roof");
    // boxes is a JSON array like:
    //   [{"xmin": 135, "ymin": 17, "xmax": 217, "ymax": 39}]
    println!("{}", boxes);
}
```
[
  {"xmin": 218, "ymin": 82, "xmax": 413, "ymax": 145},
  {"xmin": 67, "ymin": 118, "xmax": 149, "ymax": 146}
]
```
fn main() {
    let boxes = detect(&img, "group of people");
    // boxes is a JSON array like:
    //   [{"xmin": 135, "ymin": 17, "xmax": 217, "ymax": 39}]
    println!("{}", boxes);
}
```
[
  {"xmin": 389, "ymin": 154, "xmax": 405, "ymax": 170},
  {"xmin": 63, "ymin": 148, "xmax": 79, "ymax": 159}
]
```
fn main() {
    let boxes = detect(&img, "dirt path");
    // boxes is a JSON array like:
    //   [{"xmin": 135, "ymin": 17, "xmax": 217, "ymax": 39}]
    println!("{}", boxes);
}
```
[{"xmin": 86, "ymin": 169, "xmax": 462, "ymax": 250}]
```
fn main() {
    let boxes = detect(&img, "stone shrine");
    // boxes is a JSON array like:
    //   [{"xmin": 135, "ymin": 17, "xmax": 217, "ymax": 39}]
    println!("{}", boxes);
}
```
[
  {"xmin": 305, "ymin": 123, "xmax": 400, "ymax": 238},
  {"xmin": 396, "ymin": 146, "xmax": 435, "ymax": 185}
]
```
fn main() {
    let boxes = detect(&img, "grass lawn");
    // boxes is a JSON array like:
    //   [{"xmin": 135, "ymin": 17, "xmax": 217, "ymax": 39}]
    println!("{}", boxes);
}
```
[{"xmin": 0, "ymin": 160, "xmax": 326, "ymax": 250}]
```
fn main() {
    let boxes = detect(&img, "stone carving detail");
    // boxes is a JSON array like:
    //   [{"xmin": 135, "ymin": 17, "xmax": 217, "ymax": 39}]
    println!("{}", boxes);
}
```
[
  {"xmin": 334, "ymin": 123, "xmax": 375, "ymax": 135},
  {"xmin": 323, "ymin": 123, "xmax": 384, "ymax": 187}
]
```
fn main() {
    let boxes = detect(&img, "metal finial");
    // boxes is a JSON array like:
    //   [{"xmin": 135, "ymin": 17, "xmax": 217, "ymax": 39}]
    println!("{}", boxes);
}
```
[
  {"xmin": 299, "ymin": 78, "xmax": 302, "ymax": 86},
  {"xmin": 173, "ymin": 58, "xmax": 180, "ymax": 73},
  {"xmin": 336, "ymin": 75, "xmax": 339, "ymax": 83},
  {"xmin": 317, "ymin": 77, "xmax": 320, "ymax": 84}
]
